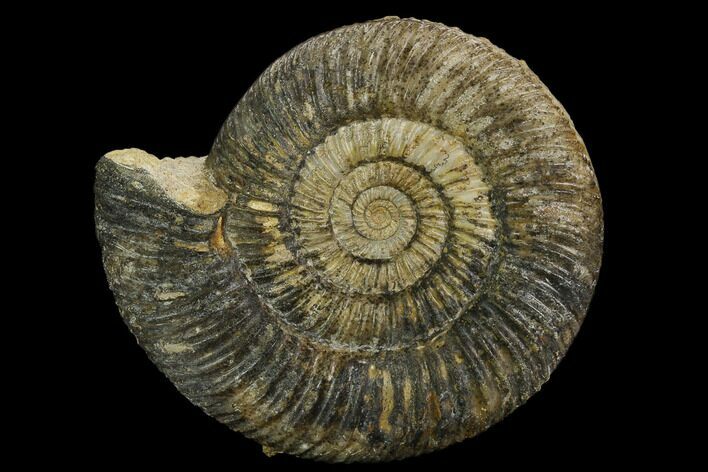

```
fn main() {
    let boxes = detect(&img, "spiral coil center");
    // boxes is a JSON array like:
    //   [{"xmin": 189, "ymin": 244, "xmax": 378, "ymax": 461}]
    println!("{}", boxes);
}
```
[
  {"xmin": 331, "ymin": 167, "xmax": 421, "ymax": 262},
  {"xmin": 227, "ymin": 118, "xmax": 498, "ymax": 349},
  {"xmin": 356, "ymin": 192, "xmax": 400, "ymax": 234}
]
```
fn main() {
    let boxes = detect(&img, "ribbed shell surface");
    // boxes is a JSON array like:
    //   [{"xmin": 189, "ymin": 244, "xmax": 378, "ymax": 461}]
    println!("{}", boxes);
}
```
[{"xmin": 95, "ymin": 17, "xmax": 603, "ymax": 462}]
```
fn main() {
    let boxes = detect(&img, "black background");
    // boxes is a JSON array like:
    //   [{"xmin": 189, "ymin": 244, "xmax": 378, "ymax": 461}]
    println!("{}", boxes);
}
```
[{"xmin": 50, "ymin": 4, "xmax": 660, "ymax": 468}]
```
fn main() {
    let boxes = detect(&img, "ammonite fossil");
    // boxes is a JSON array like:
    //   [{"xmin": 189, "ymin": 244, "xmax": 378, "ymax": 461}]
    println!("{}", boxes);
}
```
[{"xmin": 95, "ymin": 17, "xmax": 603, "ymax": 462}]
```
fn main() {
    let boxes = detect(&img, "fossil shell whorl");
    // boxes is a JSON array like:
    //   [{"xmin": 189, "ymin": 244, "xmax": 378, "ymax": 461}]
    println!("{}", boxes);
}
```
[{"xmin": 95, "ymin": 17, "xmax": 603, "ymax": 462}]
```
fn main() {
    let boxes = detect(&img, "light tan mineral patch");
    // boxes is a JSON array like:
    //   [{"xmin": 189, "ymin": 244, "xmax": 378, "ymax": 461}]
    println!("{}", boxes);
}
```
[
  {"xmin": 209, "ymin": 215, "xmax": 232, "ymax": 256},
  {"xmin": 106, "ymin": 148, "xmax": 227, "ymax": 215}
]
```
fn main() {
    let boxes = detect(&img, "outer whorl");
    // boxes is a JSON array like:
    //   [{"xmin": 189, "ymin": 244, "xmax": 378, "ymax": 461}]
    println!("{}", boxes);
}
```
[{"xmin": 95, "ymin": 17, "xmax": 603, "ymax": 462}]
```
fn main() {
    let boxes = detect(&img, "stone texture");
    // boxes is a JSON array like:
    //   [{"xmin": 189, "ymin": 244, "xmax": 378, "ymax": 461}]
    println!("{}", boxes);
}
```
[{"xmin": 95, "ymin": 17, "xmax": 603, "ymax": 462}]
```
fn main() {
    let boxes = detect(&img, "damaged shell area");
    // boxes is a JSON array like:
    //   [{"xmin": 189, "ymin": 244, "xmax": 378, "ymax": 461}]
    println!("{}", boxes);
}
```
[{"xmin": 95, "ymin": 17, "xmax": 603, "ymax": 462}]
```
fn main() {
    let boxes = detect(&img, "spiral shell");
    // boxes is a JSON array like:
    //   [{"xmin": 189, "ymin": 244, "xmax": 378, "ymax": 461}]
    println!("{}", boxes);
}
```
[{"xmin": 95, "ymin": 17, "xmax": 603, "ymax": 462}]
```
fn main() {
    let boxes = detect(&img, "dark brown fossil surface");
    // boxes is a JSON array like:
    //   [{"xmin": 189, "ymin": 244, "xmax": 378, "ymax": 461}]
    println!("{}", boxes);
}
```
[{"xmin": 95, "ymin": 17, "xmax": 603, "ymax": 462}]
